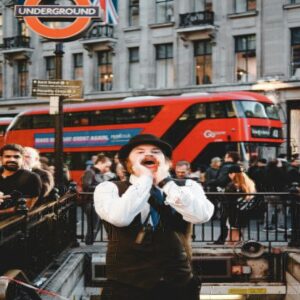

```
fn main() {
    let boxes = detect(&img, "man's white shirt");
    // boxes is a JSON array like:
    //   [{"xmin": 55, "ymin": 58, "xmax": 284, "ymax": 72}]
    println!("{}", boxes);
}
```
[{"xmin": 94, "ymin": 175, "xmax": 214, "ymax": 227}]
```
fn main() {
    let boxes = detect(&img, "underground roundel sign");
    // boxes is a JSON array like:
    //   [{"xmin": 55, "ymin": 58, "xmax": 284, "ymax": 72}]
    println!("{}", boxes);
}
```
[{"xmin": 14, "ymin": 0, "xmax": 102, "ymax": 40}]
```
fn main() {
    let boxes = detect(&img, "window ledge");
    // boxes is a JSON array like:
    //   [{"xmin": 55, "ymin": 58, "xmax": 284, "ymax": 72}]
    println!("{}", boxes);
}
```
[
  {"xmin": 283, "ymin": 3, "xmax": 300, "ymax": 10},
  {"xmin": 227, "ymin": 10, "xmax": 258, "ymax": 19},
  {"xmin": 123, "ymin": 26, "xmax": 142, "ymax": 32},
  {"xmin": 149, "ymin": 22, "xmax": 175, "ymax": 29}
]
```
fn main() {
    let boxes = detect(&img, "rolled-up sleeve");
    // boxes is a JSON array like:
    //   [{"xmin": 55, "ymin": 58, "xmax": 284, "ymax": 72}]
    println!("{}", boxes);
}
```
[
  {"xmin": 162, "ymin": 179, "xmax": 214, "ymax": 224},
  {"xmin": 94, "ymin": 175, "xmax": 153, "ymax": 227}
]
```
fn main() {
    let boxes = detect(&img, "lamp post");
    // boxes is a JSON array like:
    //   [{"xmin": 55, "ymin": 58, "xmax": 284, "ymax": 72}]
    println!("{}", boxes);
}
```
[{"xmin": 54, "ymin": 43, "xmax": 65, "ymax": 194}]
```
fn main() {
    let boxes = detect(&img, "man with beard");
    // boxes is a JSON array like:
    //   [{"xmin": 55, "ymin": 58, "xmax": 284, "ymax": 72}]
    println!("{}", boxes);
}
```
[
  {"xmin": 0, "ymin": 144, "xmax": 42, "ymax": 214},
  {"xmin": 94, "ymin": 134, "xmax": 214, "ymax": 300}
]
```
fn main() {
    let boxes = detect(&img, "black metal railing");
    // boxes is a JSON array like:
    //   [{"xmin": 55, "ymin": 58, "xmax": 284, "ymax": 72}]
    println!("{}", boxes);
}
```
[
  {"xmin": 1, "ymin": 36, "xmax": 31, "ymax": 49},
  {"xmin": 83, "ymin": 24, "xmax": 114, "ymax": 40},
  {"xmin": 179, "ymin": 11, "xmax": 214, "ymax": 28},
  {"xmin": 0, "ymin": 192, "xmax": 77, "ymax": 280},
  {"xmin": 77, "ymin": 191, "xmax": 300, "ymax": 247}
]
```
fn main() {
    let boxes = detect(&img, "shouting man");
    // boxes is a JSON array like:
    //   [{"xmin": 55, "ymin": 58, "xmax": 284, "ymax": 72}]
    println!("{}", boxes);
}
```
[{"xmin": 94, "ymin": 134, "xmax": 214, "ymax": 300}]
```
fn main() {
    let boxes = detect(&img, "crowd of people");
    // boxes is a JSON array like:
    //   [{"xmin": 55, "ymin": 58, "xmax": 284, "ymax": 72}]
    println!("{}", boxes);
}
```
[
  {"xmin": 0, "ymin": 143, "xmax": 72, "ymax": 219},
  {"xmin": 1, "ymin": 141, "xmax": 299, "ymax": 246}
]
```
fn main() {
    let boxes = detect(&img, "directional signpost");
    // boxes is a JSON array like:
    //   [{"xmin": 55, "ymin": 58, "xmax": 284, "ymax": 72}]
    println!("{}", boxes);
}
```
[{"xmin": 32, "ymin": 79, "xmax": 83, "ymax": 99}]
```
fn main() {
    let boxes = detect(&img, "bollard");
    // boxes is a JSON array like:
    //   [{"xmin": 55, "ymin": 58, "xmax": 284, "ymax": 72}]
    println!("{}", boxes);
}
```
[{"xmin": 288, "ymin": 182, "xmax": 300, "ymax": 247}]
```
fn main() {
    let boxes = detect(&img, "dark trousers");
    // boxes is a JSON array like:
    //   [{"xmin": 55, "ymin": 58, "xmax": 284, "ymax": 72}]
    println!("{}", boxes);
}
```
[
  {"xmin": 84, "ymin": 202, "xmax": 101, "ymax": 245},
  {"xmin": 101, "ymin": 277, "xmax": 200, "ymax": 300},
  {"xmin": 216, "ymin": 202, "xmax": 229, "ymax": 243}
]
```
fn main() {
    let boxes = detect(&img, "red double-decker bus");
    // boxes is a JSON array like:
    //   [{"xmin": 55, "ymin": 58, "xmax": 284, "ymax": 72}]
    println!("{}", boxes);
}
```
[
  {"xmin": 5, "ymin": 91, "xmax": 283, "ymax": 183},
  {"xmin": 0, "ymin": 117, "xmax": 13, "ymax": 148}
]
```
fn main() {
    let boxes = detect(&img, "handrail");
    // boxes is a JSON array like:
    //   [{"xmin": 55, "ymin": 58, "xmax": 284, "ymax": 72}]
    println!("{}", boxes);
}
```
[{"xmin": 0, "ymin": 269, "xmax": 41, "ymax": 300}]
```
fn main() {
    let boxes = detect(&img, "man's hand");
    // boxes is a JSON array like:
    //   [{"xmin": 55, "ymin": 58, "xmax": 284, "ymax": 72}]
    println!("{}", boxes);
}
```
[
  {"xmin": 154, "ymin": 160, "xmax": 170, "ymax": 184},
  {"xmin": 131, "ymin": 159, "xmax": 153, "ymax": 178},
  {"xmin": 0, "ymin": 191, "xmax": 11, "ymax": 205}
]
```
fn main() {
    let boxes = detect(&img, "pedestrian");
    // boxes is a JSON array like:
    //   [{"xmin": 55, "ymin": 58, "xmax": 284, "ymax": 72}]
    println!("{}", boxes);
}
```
[
  {"xmin": 206, "ymin": 151, "xmax": 240, "ymax": 244},
  {"xmin": 225, "ymin": 165, "xmax": 256, "ymax": 244},
  {"xmin": 204, "ymin": 157, "xmax": 222, "ymax": 187},
  {"xmin": 82, "ymin": 154, "xmax": 115, "ymax": 244},
  {"xmin": 94, "ymin": 134, "xmax": 214, "ymax": 300},
  {"xmin": 263, "ymin": 159, "xmax": 287, "ymax": 231},
  {"xmin": 23, "ymin": 146, "xmax": 54, "ymax": 203},
  {"xmin": 174, "ymin": 160, "xmax": 191, "ymax": 179},
  {"xmin": 0, "ymin": 144, "xmax": 42, "ymax": 215}
]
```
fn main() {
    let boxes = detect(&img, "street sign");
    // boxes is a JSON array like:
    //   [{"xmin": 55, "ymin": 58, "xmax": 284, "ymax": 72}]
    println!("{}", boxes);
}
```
[{"xmin": 32, "ymin": 79, "xmax": 83, "ymax": 98}]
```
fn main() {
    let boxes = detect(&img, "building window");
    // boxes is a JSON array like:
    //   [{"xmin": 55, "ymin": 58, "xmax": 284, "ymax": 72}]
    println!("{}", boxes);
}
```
[
  {"xmin": 73, "ymin": 53, "xmax": 83, "ymax": 80},
  {"xmin": 0, "ymin": 62, "xmax": 3, "ymax": 98},
  {"xmin": 156, "ymin": 43, "xmax": 174, "ymax": 88},
  {"xmin": 45, "ymin": 56, "xmax": 55, "ymax": 80},
  {"xmin": 235, "ymin": 34, "xmax": 256, "ymax": 82},
  {"xmin": 129, "ymin": 47, "xmax": 140, "ymax": 89},
  {"xmin": 17, "ymin": 20, "xmax": 30, "ymax": 37},
  {"xmin": 129, "ymin": 0, "xmax": 139, "ymax": 26},
  {"xmin": 14, "ymin": 60, "xmax": 29, "ymax": 97},
  {"xmin": 193, "ymin": 0, "xmax": 212, "ymax": 11},
  {"xmin": 290, "ymin": 0, "xmax": 300, "ymax": 4},
  {"xmin": 156, "ymin": 0, "xmax": 174, "ymax": 23},
  {"xmin": 96, "ymin": 51, "xmax": 113, "ymax": 91},
  {"xmin": 291, "ymin": 28, "xmax": 300, "ymax": 77},
  {"xmin": 234, "ymin": 0, "xmax": 256, "ymax": 13},
  {"xmin": 194, "ymin": 40, "xmax": 212, "ymax": 85}
]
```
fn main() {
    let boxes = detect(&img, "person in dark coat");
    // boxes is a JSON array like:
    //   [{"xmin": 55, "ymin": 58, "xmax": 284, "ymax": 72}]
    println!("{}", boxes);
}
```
[
  {"xmin": 82, "ymin": 154, "xmax": 115, "ymax": 244},
  {"xmin": 263, "ymin": 159, "xmax": 287, "ymax": 231},
  {"xmin": 286, "ymin": 159, "xmax": 300, "ymax": 187},
  {"xmin": 206, "ymin": 151, "xmax": 240, "ymax": 244},
  {"xmin": 204, "ymin": 157, "xmax": 221, "ymax": 188},
  {"xmin": 247, "ymin": 158, "xmax": 267, "ymax": 192}
]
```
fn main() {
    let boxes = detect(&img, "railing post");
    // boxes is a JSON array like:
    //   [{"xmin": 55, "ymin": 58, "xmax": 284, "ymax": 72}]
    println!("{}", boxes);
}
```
[
  {"xmin": 16, "ymin": 195, "xmax": 29, "ymax": 273},
  {"xmin": 289, "ymin": 182, "xmax": 300, "ymax": 247}
]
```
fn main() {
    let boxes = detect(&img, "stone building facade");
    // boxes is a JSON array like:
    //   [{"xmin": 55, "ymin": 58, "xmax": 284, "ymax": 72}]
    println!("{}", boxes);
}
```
[{"xmin": 1, "ymin": 0, "xmax": 300, "ymax": 156}]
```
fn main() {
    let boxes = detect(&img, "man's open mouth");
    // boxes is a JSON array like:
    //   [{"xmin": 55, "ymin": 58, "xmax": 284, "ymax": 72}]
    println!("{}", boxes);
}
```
[{"xmin": 141, "ymin": 157, "xmax": 158, "ymax": 168}]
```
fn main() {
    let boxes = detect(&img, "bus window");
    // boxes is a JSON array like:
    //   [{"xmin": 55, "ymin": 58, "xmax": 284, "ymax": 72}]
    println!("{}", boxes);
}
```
[
  {"xmin": 90, "ymin": 106, "xmax": 161, "ymax": 125},
  {"xmin": 226, "ymin": 102, "xmax": 237, "ymax": 118},
  {"xmin": 163, "ymin": 103, "xmax": 207, "ymax": 148},
  {"xmin": 64, "ymin": 111, "xmax": 91, "ymax": 127},
  {"xmin": 207, "ymin": 101, "xmax": 237, "ymax": 118},
  {"xmin": 265, "ymin": 104, "xmax": 280, "ymax": 120},
  {"xmin": 33, "ymin": 114, "xmax": 54, "ymax": 129},
  {"xmin": 12, "ymin": 115, "xmax": 32, "ymax": 130},
  {"xmin": 236, "ymin": 100, "xmax": 281, "ymax": 120},
  {"xmin": 179, "ymin": 103, "xmax": 206, "ymax": 121},
  {"xmin": 237, "ymin": 101, "xmax": 268, "ymax": 118},
  {"xmin": 0, "ymin": 125, "xmax": 6, "ymax": 136},
  {"xmin": 209, "ymin": 102, "xmax": 227, "ymax": 118}
]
